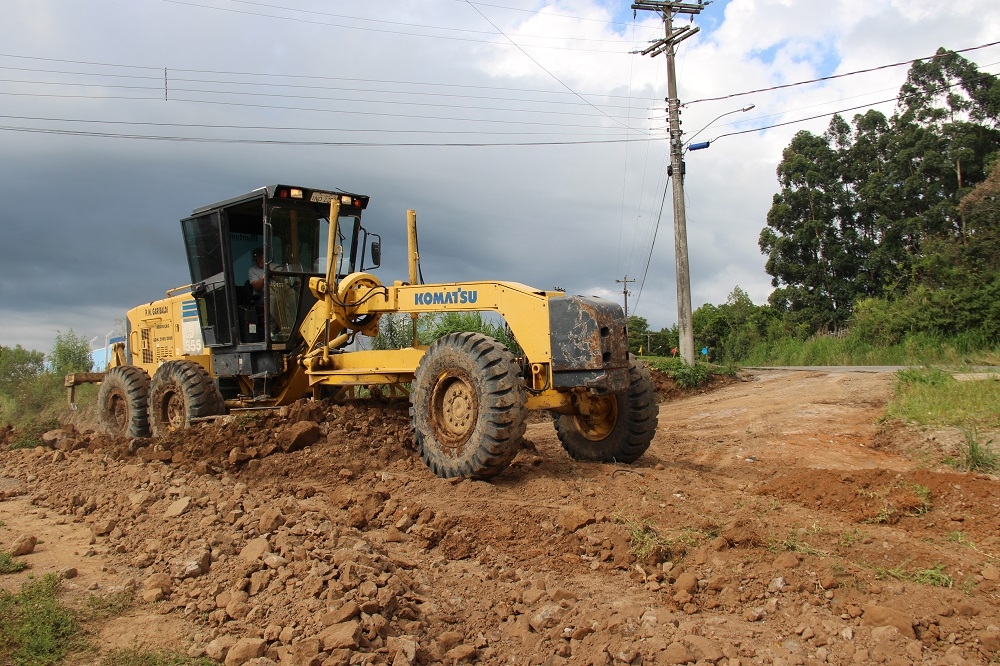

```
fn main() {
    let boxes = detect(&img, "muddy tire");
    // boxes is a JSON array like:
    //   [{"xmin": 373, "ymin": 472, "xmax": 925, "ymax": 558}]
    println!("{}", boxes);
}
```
[
  {"xmin": 97, "ymin": 366, "xmax": 151, "ymax": 438},
  {"xmin": 148, "ymin": 360, "xmax": 225, "ymax": 437},
  {"xmin": 554, "ymin": 359, "xmax": 658, "ymax": 463},
  {"xmin": 411, "ymin": 332, "xmax": 527, "ymax": 479}
]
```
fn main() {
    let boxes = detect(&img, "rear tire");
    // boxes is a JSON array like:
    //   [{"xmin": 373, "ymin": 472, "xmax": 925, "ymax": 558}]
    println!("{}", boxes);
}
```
[
  {"xmin": 149, "ymin": 360, "xmax": 225, "ymax": 437},
  {"xmin": 97, "ymin": 366, "xmax": 151, "ymax": 438},
  {"xmin": 555, "ymin": 358, "xmax": 658, "ymax": 463},
  {"xmin": 411, "ymin": 332, "xmax": 527, "ymax": 479}
]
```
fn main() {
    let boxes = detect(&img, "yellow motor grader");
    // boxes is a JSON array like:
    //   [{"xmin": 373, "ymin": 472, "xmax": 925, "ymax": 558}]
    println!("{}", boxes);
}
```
[{"xmin": 68, "ymin": 184, "xmax": 658, "ymax": 479}]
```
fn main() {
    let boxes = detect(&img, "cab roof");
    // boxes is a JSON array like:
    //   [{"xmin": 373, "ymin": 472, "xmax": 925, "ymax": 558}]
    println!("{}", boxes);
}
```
[{"xmin": 190, "ymin": 185, "xmax": 370, "ymax": 216}]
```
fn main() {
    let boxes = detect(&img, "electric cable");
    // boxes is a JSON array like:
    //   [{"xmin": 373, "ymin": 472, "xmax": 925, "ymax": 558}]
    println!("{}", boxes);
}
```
[
  {"xmin": 0, "ymin": 124, "xmax": 667, "ymax": 147},
  {"xmin": 0, "ymin": 113, "xmax": 658, "ymax": 137},
  {"xmin": 0, "ymin": 65, "xmax": 663, "ymax": 111},
  {"xmin": 457, "ymin": 0, "xmax": 632, "ymax": 26},
  {"xmin": 710, "ymin": 67, "xmax": 1000, "ymax": 144},
  {"xmin": 216, "ymin": 0, "xmax": 630, "ymax": 42},
  {"xmin": 0, "ymin": 77, "xmax": 655, "ymax": 121},
  {"xmin": 0, "ymin": 92, "xmax": 666, "ymax": 134},
  {"xmin": 0, "ymin": 53, "xmax": 664, "ymax": 101},
  {"xmin": 684, "ymin": 39, "xmax": 1000, "ymax": 106},
  {"xmin": 461, "ymin": 1, "xmax": 638, "ymax": 133},
  {"xmin": 160, "ymin": 0, "xmax": 631, "ymax": 53},
  {"xmin": 631, "ymin": 174, "xmax": 672, "ymax": 315}
]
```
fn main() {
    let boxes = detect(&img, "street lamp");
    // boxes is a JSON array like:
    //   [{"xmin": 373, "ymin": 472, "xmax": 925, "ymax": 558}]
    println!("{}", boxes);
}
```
[{"xmin": 685, "ymin": 104, "xmax": 755, "ymax": 151}]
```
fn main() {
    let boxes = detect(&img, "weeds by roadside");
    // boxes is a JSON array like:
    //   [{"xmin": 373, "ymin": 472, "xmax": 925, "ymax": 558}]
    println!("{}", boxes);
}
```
[
  {"xmin": 865, "ymin": 561, "xmax": 953, "ymax": 588},
  {"xmin": 78, "ymin": 589, "xmax": 135, "ymax": 622},
  {"xmin": 949, "ymin": 427, "xmax": 999, "ymax": 472},
  {"xmin": 0, "ymin": 551, "xmax": 28, "ymax": 574},
  {"xmin": 772, "ymin": 531, "xmax": 829, "ymax": 557},
  {"xmin": 0, "ymin": 574, "xmax": 80, "ymax": 666},
  {"xmin": 614, "ymin": 515, "xmax": 706, "ymax": 563},
  {"xmin": 6, "ymin": 419, "xmax": 61, "ymax": 451},
  {"xmin": 887, "ymin": 368, "xmax": 1000, "ymax": 429},
  {"xmin": 644, "ymin": 357, "xmax": 736, "ymax": 390}
]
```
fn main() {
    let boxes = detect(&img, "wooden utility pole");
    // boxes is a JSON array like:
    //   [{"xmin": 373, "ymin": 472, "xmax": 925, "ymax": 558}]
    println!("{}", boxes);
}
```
[
  {"xmin": 615, "ymin": 275, "xmax": 636, "ymax": 320},
  {"xmin": 631, "ymin": 1, "xmax": 705, "ymax": 366}
]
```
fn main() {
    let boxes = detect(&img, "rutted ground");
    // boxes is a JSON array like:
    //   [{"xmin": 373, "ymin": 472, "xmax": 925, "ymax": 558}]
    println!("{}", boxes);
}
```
[{"xmin": 2, "ymin": 368, "xmax": 999, "ymax": 666}]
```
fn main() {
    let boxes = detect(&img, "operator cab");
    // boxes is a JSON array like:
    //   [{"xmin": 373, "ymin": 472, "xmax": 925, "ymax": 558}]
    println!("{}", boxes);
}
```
[{"xmin": 181, "ymin": 185, "xmax": 378, "ymax": 397}]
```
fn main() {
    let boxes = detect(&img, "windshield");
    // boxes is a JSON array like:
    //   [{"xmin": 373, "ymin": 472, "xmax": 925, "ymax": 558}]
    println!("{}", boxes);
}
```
[
  {"xmin": 268, "ymin": 207, "xmax": 360, "ymax": 277},
  {"xmin": 268, "ymin": 206, "xmax": 329, "ymax": 274},
  {"xmin": 334, "ymin": 214, "xmax": 361, "ymax": 277}
]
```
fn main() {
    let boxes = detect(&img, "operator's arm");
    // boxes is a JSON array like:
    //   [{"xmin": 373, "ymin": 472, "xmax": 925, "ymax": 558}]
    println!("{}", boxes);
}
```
[{"xmin": 248, "ymin": 265, "xmax": 265, "ymax": 292}]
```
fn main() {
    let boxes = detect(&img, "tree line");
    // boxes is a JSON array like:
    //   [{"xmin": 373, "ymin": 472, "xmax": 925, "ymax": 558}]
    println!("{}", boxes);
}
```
[{"xmin": 631, "ymin": 49, "xmax": 1000, "ymax": 364}]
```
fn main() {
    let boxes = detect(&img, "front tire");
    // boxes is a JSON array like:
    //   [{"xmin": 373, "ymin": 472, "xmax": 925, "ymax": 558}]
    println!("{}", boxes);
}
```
[
  {"xmin": 97, "ymin": 366, "xmax": 151, "ymax": 438},
  {"xmin": 149, "ymin": 360, "xmax": 225, "ymax": 437},
  {"xmin": 555, "ymin": 359, "xmax": 658, "ymax": 463},
  {"xmin": 411, "ymin": 332, "xmax": 527, "ymax": 479}
]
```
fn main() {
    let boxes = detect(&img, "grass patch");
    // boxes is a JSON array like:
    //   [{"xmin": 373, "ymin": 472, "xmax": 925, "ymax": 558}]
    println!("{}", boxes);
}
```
[
  {"xmin": 838, "ymin": 528, "xmax": 863, "ymax": 547},
  {"xmin": 953, "ymin": 427, "xmax": 999, "ymax": 472},
  {"xmin": 620, "ymin": 519, "xmax": 673, "ymax": 562},
  {"xmin": 79, "ymin": 589, "xmax": 135, "ymax": 622},
  {"xmin": 613, "ymin": 515, "xmax": 702, "ymax": 562},
  {"xmin": 0, "ymin": 574, "xmax": 79, "ymax": 666},
  {"xmin": 867, "ymin": 561, "xmax": 953, "ymax": 587},
  {"xmin": 857, "ymin": 482, "xmax": 931, "ymax": 524},
  {"xmin": 886, "ymin": 369, "xmax": 1000, "ymax": 428},
  {"xmin": 0, "ymin": 552, "xmax": 29, "ymax": 575},
  {"xmin": 98, "ymin": 648, "xmax": 216, "ymax": 666},
  {"xmin": 773, "ymin": 531, "xmax": 829, "ymax": 557},
  {"xmin": 946, "ymin": 531, "xmax": 976, "ymax": 549},
  {"xmin": 644, "ymin": 357, "xmax": 734, "ymax": 389},
  {"xmin": 6, "ymin": 419, "xmax": 61, "ymax": 451},
  {"xmin": 739, "ymin": 331, "xmax": 1000, "ymax": 367}
]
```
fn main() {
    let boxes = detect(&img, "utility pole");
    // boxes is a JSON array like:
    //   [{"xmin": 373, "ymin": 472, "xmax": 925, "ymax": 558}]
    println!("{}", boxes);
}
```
[
  {"xmin": 615, "ymin": 275, "xmax": 636, "ymax": 320},
  {"xmin": 631, "ymin": 1, "xmax": 705, "ymax": 366}
]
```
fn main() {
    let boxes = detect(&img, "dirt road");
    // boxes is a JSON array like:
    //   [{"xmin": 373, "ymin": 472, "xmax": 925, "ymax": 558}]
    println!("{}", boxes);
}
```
[{"xmin": 2, "ymin": 368, "xmax": 998, "ymax": 666}]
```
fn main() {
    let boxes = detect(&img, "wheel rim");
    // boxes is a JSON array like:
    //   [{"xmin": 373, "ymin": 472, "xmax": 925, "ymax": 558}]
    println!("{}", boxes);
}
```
[
  {"xmin": 429, "ymin": 370, "xmax": 478, "ymax": 450},
  {"xmin": 106, "ymin": 391, "xmax": 127, "ymax": 431},
  {"xmin": 161, "ymin": 391, "xmax": 186, "ymax": 431},
  {"xmin": 573, "ymin": 395, "xmax": 618, "ymax": 441}
]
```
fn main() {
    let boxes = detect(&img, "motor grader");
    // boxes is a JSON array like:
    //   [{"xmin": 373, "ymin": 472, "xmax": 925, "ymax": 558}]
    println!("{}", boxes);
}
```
[{"xmin": 68, "ymin": 184, "xmax": 659, "ymax": 479}]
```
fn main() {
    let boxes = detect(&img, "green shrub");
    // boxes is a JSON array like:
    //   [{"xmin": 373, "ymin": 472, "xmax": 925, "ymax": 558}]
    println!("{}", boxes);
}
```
[
  {"xmin": 7, "ymin": 419, "xmax": 61, "ymax": 451},
  {"xmin": 0, "ymin": 552, "xmax": 28, "ymax": 575},
  {"xmin": 0, "ymin": 574, "xmax": 78, "ymax": 666}
]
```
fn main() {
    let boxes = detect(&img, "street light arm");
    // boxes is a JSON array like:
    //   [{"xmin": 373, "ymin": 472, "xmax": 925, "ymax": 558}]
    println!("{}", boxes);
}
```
[{"xmin": 683, "ymin": 104, "xmax": 754, "ymax": 149}]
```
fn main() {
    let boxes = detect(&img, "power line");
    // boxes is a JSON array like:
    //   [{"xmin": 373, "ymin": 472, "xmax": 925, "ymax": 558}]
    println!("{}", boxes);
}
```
[
  {"xmin": 710, "ymin": 66, "xmax": 1000, "ymax": 143},
  {"xmin": 0, "ymin": 65, "xmax": 662, "ymax": 111},
  {"xmin": 685, "ymin": 39, "xmax": 1000, "ymax": 106},
  {"xmin": 160, "ymin": 0, "xmax": 631, "ymax": 54},
  {"xmin": 0, "ymin": 77, "xmax": 656, "ymax": 122},
  {"xmin": 220, "ymin": 0, "xmax": 630, "ymax": 42},
  {"xmin": 461, "ymin": 1, "xmax": 637, "ymax": 133},
  {"xmin": 0, "ymin": 52, "xmax": 663, "ymax": 101},
  {"xmin": 631, "ymin": 174, "xmax": 671, "ymax": 316},
  {"xmin": 0, "ymin": 113, "xmax": 658, "ymax": 137},
  {"xmin": 455, "ymin": 0, "xmax": 633, "ymax": 26},
  {"xmin": 0, "ymin": 90, "xmax": 666, "ymax": 134},
  {"xmin": 0, "ymin": 124, "xmax": 665, "ymax": 147}
]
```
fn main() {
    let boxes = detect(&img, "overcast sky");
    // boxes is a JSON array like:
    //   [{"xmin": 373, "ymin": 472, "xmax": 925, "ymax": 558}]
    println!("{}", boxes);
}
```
[{"xmin": 1, "ymin": 0, "xmax": 998, "ymax": 353}]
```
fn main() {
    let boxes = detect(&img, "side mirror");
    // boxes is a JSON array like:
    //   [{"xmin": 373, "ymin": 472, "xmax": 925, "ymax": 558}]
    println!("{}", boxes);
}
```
[{"xmin": 369, "ymin": 240, "xmax": 381, "ymax": 268}]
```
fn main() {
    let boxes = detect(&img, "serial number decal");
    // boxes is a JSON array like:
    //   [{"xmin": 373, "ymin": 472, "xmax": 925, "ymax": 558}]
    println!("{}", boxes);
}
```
[{"xmin": 414, "ymin": 289, "xmax": 478, "ymax": 306}]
